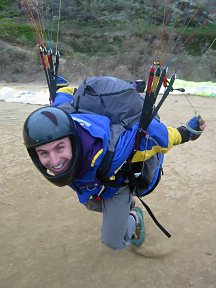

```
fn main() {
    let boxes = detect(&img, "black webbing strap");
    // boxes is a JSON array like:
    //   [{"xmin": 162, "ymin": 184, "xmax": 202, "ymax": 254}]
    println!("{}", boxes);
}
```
[
  {"xmin": 96, "ymin": 150, "xmax": 114, "ymax": 179},
  {"xmin": 137, "ymin": 196, "xmax": 171, "ymax": 238},
  {"xmin": 96, "ymin": 152, "xmax": 128, "ymax": 188}
]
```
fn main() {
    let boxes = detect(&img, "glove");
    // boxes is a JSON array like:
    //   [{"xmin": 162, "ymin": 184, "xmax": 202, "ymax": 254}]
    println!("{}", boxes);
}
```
[{"xmin": 185, "ymin": 115, "xmax": 206, "ymax": 141}]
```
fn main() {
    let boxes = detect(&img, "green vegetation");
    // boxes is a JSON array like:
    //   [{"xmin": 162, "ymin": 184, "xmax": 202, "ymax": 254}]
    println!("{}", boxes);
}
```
[
  {"xmin": 0, "ymin": 0, "xmax": 216, "ymax": 82},
  {"xmin": 0, "ymin": 19, "xmax": 35, "ymax": 44},
  {"xmin": 0, "ymin": 0, "xmax": 8, "ymax": 10}
]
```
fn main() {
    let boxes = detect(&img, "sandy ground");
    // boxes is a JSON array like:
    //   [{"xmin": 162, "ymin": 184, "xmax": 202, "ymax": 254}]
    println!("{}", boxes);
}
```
[{"xmin": 0, "ymin": 93, "xmax": 215, "ymax": 288}]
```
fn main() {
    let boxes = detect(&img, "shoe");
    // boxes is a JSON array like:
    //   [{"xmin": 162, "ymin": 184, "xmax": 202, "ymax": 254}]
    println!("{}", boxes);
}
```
[{"xmin": 130, "ymin": 207, "xmax": 145, "ymax": 247}]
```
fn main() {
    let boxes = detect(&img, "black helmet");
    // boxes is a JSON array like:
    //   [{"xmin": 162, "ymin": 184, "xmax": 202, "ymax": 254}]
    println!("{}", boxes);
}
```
[{"xmin": 23, "ymin": 106, "xmax": 81, "ymax": 186}]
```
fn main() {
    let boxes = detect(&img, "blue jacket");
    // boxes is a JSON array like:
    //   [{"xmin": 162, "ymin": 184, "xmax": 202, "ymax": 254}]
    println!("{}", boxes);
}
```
[
  {"xmin": 68, "ymin": 113, "xmax": 182, "ymax": 204},
  {"xmin": 54, "ymin": 89, "xmax": 183, "ymax": 204}
]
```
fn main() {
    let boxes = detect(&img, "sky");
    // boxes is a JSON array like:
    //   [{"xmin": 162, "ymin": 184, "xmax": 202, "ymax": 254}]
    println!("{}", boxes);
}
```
[{"xmin": 0, "ymin": 80, "xmax": 215, "ymax": 105}]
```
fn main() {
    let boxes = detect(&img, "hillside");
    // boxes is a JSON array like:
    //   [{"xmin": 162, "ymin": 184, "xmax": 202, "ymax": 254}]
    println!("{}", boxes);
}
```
[{"xmin": 0, "ymin": 0, "xmax": 216, "ymax": 84}]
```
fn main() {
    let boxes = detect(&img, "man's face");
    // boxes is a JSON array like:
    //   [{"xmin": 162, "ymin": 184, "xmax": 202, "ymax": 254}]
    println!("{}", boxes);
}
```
[{"xmin": 35, "ymin": 137, "xmax": 73, "ymax": 175}]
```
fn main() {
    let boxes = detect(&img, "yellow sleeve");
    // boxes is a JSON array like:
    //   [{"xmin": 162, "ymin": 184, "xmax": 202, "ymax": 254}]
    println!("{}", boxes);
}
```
[
  {"xmin": 132, "ymin": 127, "xmax": 183, "ymax": 164},
  {"xmin": 58, "ymin": 87, "xmax": 75, "ymax": 95},
  {"xmin": 167, "ymin": 127, "xmax": 182, "ymax": 150}
]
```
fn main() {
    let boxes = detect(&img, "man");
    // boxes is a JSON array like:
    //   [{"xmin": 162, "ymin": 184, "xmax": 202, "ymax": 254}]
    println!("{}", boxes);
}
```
[{"xmin": 23, "ymin": 81, "xmax": 206, "ymax": 250}]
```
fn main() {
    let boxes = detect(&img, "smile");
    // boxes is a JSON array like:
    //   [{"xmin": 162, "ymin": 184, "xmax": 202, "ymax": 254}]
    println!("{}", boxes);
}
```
[
  {"xmin": 50, "ymin": 161, "xmax": 67, "ymax": 174},
  {"xmin": 53, "ymin": 162, "xmax": 64, "ymax": 170}
]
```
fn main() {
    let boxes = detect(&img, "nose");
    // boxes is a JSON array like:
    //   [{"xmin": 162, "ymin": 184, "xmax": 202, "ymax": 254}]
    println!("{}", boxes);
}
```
[{"xmin": 49, "ymin": 152, "xmax": 60, "ymax": 167}]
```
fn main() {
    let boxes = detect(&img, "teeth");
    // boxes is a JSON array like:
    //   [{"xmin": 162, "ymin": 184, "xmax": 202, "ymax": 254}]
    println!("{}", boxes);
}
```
[{"xmin": 53, "ymin": 163, "xmax": 64, "ymax": 170}]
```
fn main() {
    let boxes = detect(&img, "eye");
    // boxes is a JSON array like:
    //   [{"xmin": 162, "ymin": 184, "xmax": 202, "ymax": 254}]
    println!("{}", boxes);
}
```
[
  {"xmin": 56, "ymin": 145, "xmax": 64, "ymax": 152},
  {"xmin": 38, "ymin": 151, "xmax": 49, "ymax": 157}
]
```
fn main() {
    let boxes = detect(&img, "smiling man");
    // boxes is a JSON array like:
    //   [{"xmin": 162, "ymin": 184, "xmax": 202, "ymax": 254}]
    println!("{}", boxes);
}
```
[
  {"xmin": 23, "ymin": 107, "xmax": 81, "ymax": 187},
  {"xmin": 23, "ymin": 79, "xmax": 206, "ymax": 250},
  {"xmin": 35, "ymin": 137, "xmax": 73, "ymax": 175}
]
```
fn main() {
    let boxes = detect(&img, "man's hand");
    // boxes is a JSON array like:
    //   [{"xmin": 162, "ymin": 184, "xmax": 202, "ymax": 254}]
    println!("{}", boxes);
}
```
[{"xmin": 185, "ymin": 115, "xmax": 206, "ymax": 141}]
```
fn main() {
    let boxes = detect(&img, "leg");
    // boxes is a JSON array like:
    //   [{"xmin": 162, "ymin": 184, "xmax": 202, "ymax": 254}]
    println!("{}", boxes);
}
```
[{"xmin": 101, "ymin": 186, "xmax": 136, "ymax": 250}]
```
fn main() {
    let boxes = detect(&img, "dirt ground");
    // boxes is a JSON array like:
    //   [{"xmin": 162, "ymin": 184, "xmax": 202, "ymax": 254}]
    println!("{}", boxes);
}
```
[{"xmin": 0, "ymin": 93, "xmax": 215, "ymax": 288}]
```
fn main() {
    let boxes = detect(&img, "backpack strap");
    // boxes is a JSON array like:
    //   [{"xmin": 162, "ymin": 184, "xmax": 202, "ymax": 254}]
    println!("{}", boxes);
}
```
[
  {"xmin": 96, "ymin": 150, "xmax": 114, "ymax": 182},
  {"xmin": 96, "ymin": 149, "xmax": 128, "ymax": 188}
]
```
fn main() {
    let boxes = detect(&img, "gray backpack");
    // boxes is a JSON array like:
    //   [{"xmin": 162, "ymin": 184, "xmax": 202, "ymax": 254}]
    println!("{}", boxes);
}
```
[
  {"xmin": 72, "ymin": 76, "xmax": 143, "ymax": 154},
  {"xmin": 73, "ymin": 76, "xmax": 143, "ymax": 124}
]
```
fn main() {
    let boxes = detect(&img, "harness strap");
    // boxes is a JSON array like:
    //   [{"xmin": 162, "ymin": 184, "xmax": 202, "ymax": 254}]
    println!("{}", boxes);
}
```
[
  {"xmin": 137, "ymin": 196, "xmax": 171, "ymax": 238},
  {"xmin": 96, "ymin": 150, "xmax": 114, "ymax": 180},
  {"xmin": 96, "ymin": 150, "xmax": 127, "ymax": 187}
]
